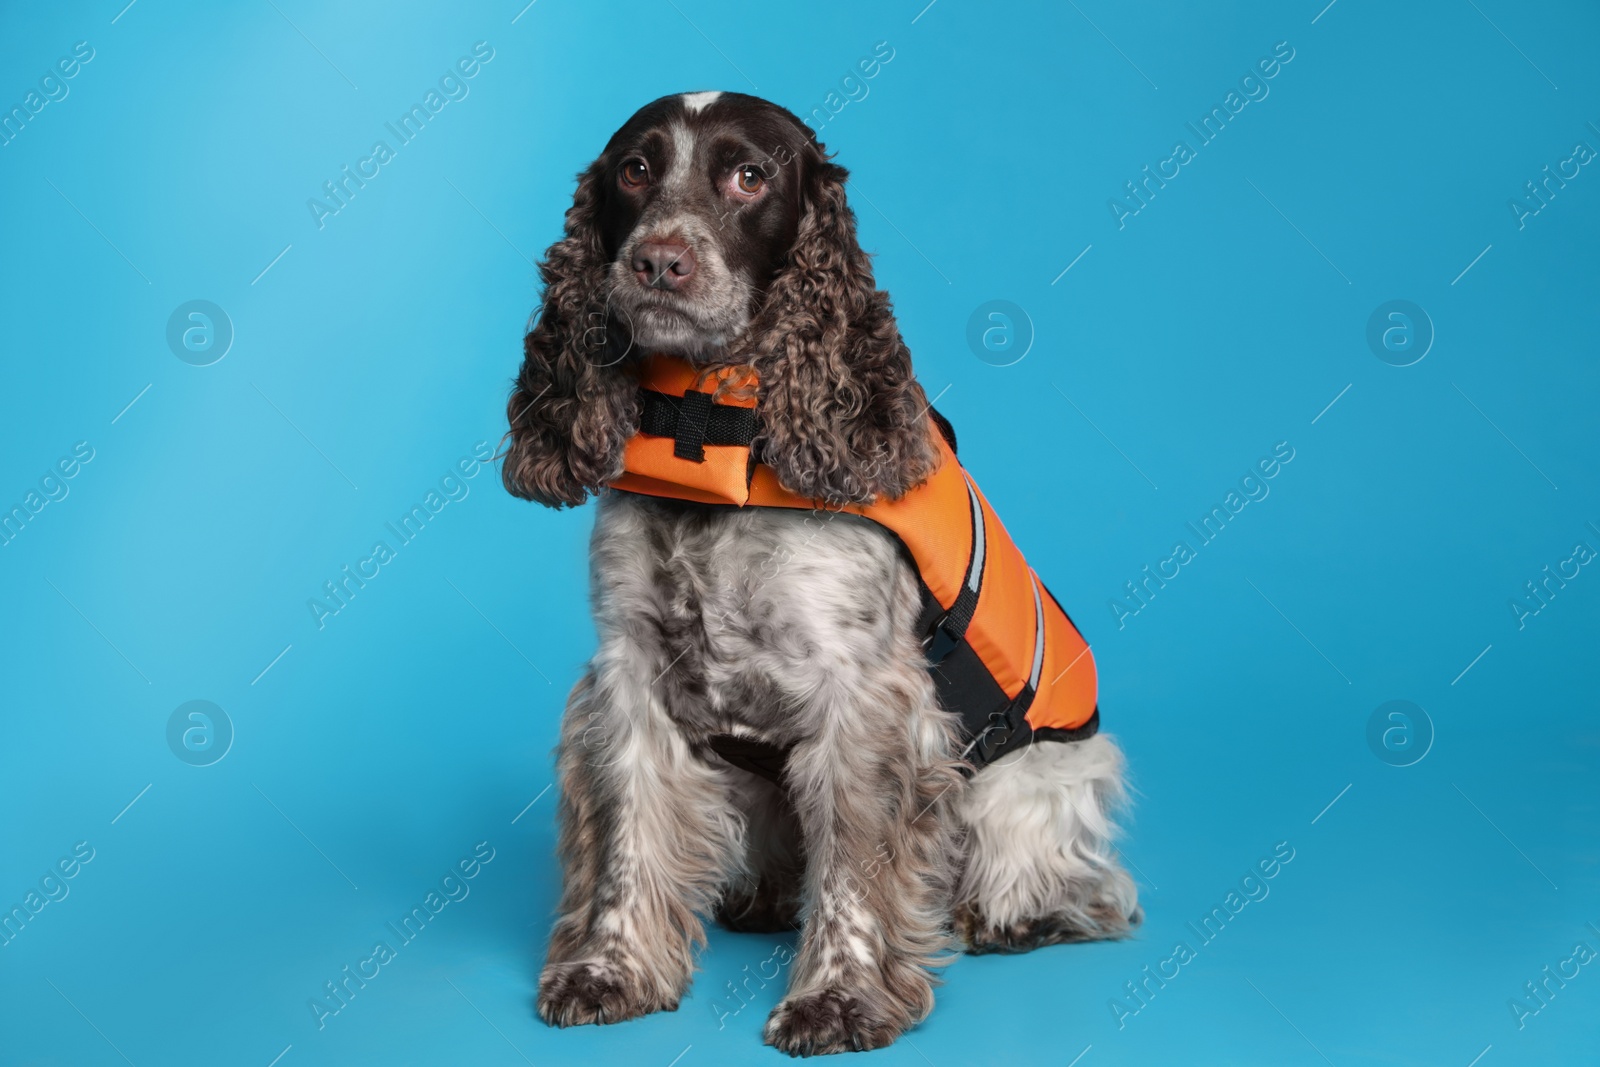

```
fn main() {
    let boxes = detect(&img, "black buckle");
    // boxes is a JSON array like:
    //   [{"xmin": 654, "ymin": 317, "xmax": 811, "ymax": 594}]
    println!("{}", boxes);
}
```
[
  {"xmin": 923, "ymin": 614, "xmax": 960, "ymax": 663},
  {"xmin": 973, "ymin": 711, "xmax": 1012, "ymax": 764}
]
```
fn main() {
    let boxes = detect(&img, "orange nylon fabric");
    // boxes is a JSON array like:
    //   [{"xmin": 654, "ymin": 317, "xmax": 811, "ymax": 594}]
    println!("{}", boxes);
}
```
[
  {"xmin": 613, "ymin": 356, "xmax": 760, "ymax": 506},
  {"xmin": 1029, "ymin": 590, "xmax": 1095, "ymax": 733},
  {"xmin": 609, "ymin": 355, "xmax": 1097, "ymax": 735}
]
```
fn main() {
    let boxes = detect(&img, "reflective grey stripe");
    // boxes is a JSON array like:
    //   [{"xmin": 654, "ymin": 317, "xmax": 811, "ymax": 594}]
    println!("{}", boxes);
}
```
[
  {"xmin": 964, "ymin": 477, "xmax": 985, "ymax": 594},
  {"xmin": 1027, "ymin": 573, "xmax": 1045, "ymax": 690}
]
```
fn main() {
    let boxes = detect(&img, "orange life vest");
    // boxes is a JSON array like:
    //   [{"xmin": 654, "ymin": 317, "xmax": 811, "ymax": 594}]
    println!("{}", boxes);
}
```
[{"xmin": 611, "ymin": 355, "xmax": 1099, "ymax": 767}]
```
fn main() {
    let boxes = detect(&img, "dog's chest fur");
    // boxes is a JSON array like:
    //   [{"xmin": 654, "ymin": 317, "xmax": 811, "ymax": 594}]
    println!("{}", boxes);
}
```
[{"xmin": 589, "ymin": 489, "xmax": 926, "ymax": 747}]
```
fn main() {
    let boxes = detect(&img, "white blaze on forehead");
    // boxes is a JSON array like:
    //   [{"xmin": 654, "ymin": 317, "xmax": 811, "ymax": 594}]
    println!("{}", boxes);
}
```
[
  {"xmin": 680, "ymin": 91, "xmax": 721, "ymax": 113},
  {"xmin": 666, "ymin": 123, "xmax": 697, "ymax": 190}
]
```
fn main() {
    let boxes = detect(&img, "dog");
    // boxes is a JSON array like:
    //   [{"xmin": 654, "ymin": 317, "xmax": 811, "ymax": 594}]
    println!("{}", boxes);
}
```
[{"xmin": 501, "ymin": 91, "xmax": 1139, "ymax": 1056}]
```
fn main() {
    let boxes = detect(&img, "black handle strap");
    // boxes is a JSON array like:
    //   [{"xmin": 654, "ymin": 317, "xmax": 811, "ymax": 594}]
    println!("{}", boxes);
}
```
[{"xmin": 638, "ymin": 388, "xmax": 759, "ymax": 464}]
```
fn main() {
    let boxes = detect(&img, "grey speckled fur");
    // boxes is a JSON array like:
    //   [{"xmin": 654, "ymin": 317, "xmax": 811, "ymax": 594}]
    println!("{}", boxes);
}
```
[{"xmin": 536, "ymin": 491, "xmax": 1139, "ymax": 1055}]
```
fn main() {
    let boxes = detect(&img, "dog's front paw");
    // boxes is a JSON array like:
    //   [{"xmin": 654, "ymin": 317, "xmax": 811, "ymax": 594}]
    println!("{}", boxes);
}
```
[
  {"xmin": 536, "ymin": 959, "xmax": 677, "ymax": 1027},
  {"xmin": 763, "ymin": 989, "xmax": 907, "ymax": 1056}
]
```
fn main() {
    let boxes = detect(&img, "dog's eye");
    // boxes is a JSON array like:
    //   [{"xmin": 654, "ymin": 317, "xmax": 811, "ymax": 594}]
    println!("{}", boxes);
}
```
[
  {"xmin": 620, "ymin": 159, "xmax": 649, "ymax": 188},
  {"xmin": 734, "ymin": 165, "xmax": 764, "ymax": 195}
]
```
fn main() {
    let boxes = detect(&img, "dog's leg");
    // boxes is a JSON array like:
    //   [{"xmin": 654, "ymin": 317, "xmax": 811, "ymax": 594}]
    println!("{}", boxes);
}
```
[
  {"xmin": 538, "ymin": 669, "xmax": 743, "ymax": 1026},
  {"xmin": 954, "ymin": 733, "xmax": 1141, "ymax": 953},
  {"xmin": 716, "ymin": 768, "xmax": 804, "ymax": 934},
  {"xmin": 762, "ymin": 666, "xmax": 962, "ymax": 1055}
]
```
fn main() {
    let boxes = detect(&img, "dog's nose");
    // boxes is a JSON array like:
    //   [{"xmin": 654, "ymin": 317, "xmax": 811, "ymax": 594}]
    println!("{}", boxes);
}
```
[{"xmin": 632, "ymin": 241, "xmax": 696, "ymax": 289}]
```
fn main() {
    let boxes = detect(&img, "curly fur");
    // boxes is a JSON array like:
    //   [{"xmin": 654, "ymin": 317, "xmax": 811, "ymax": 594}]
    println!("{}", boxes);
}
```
[
  {"xmin": 735, "ymin": 153, "xmax": 938, "ymax": 506},
  {"xmin": 502, "ymin": 161, "xmax": 641, "ymax": 508}
]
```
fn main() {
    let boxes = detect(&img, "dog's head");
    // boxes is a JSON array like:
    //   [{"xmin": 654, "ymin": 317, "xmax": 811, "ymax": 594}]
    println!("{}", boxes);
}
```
[{"xmin": 502, "ymin": 91, "xmax": 936, "ymax": 508}]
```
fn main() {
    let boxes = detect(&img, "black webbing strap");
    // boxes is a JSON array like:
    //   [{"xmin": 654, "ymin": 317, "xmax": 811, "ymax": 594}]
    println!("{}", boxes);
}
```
[
  {"xmin": 926, "ymin": 586, "xmax": 978, "ymax": 663},
  {"xmin": 637, "ymin": 389, "xmax": 759, "ymax": 464},
  {"xmin": 922, "ymin": 478, "xmax": 985, "ymax": 663}
]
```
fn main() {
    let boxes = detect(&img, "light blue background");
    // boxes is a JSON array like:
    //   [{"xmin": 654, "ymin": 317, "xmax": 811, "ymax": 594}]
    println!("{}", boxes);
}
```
[{"xmin": 1, "ymin": 2, "xmax": 1596, "ymax": 1065}]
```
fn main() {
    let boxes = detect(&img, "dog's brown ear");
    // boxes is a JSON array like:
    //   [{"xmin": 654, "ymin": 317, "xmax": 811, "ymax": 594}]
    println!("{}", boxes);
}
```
[
  {"xmin": 742, "ymin": 145, "xmax": 937, "ymax": 506},
  {"xmin": 502, "ymin": 161, "xmax": 639, "ymax": 508}
]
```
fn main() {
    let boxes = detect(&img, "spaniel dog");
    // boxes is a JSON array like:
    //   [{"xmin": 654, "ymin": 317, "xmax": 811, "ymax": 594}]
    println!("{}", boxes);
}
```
[{"xmin": 502, "ymin": 91, "xmax": 1138, "ymax": 1056}]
